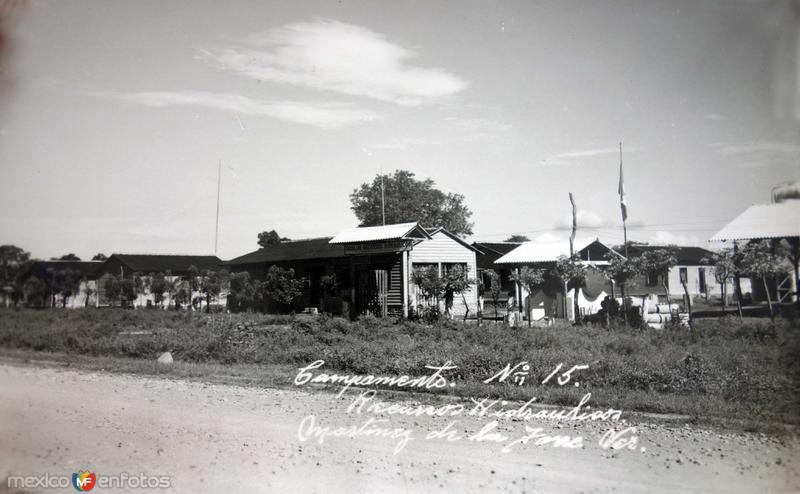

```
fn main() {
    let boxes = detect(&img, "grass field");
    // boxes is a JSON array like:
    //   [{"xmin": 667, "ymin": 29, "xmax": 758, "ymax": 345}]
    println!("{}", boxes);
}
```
[{"xmin": 0, "ymin": 308, "xmax": 797, "ymax": 428}]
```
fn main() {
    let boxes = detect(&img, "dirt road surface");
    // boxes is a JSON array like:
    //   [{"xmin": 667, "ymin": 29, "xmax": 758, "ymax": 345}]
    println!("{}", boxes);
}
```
[{"xmin": 0, "ymin": 363, "xmax": 797, "ymax": 493}]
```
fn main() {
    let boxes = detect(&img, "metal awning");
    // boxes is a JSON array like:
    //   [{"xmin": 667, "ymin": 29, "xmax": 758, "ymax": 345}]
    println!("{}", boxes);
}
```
[
  {"xmin": 710, "ymin": 201, "xmax": 800, "ymax": 242},
  {"xmin": 495, "ymin": 237, "xmax": 612, "ymax": 264},
  {"xmin": 329, "ymin": 222, "xmax": 431, "ymax": 244}
]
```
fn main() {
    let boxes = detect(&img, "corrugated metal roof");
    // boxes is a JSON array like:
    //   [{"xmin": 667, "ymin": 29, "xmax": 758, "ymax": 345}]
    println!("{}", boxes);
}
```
[
  {"xmin": 495, "ymin": 237, "xmax": 598, "ymax": 264},
  {"xmin": 329, "ymin": 222, "xmax": 430, "ymax": 244},
  {"xmin": 472, "ymin": 242, "xmax": 523, "ymax": 269},
  {"xmin": 23, "ymin": 261, "xmax": 105, "ymax": 279},
  {"xmin": 226, "ymin": 238, "xmax": 345, "ymax": 265},
  {"xmin": 710, "ymin": 201, "xmax": 800, "ymax": 241},
  {"xmin": 110, "ymin": 254, "xmax": 222, "ymax": 273},
  {"xmin": 472, "ymin": 242, "xmax": 522, "ymax": 256},
  {"xmin": 626, "ymin": 245, "xmax": 715, "ymax": 265}
]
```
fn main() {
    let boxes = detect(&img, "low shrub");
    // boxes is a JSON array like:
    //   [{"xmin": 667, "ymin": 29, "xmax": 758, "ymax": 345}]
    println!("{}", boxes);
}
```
[{"xmin": 0, "ymin": 308, "xmax": 797, "ymax": 422}]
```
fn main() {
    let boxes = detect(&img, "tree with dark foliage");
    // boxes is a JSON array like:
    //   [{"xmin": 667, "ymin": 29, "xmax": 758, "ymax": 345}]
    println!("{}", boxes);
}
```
[
  {"xmin": 103, "ymin": 275, "xmax": 137, "ymax": 307},
  {"xmin": 739, "ymin": 240, "xmax": 789, "ymax": 321},
  {"xmin": 483, "ymin": 269, "xmax": 502, "ymax": 323},
  {"xmin": 504, "ymin": 235, "xmax": 530, "ymax": 242},
  {"xmin": 0, "ymin": 245, "xmax": 31, "ymax": 307},
  {"xmin": 554, "ymin": 254, "xmax": 590, "ymax": 323},
  {"xmin": 228, "ymin": 272, "xmax": 262, "ymax": 312},
  {"xmin": 262, "ymin": 265, "xmax": 304, "ymax": 312},
  {"xmin": 148, "ymin": 272, "xmax": 171, "ymax": 308},
  {"xmin": 701, "ymin": 248, "xmax": 735, "ymax": 313},
  {"xmin": 638, "ymin": 247, "xmax": 679, "ymax": 320},
  {"xmin": 257, "ymin": 230, "xmax": 290, "ymax": 248},
  {"xmin": 349, "ymin": 170, "xmax": 474, "ymax": 236},
  {"xmin": 511, "ymin": 266, "xmax": 545, "ymax": 326},
  {"xmin": 602, "ymin": 252, "xmax": 641, "ymax": 326}
]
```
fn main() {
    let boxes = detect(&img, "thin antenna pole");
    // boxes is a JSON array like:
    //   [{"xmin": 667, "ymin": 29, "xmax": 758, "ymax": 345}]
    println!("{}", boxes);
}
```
[
  {"xmin": 380, "ymin": 168, "xmax": 386, "ymax": 226},
  {"xmin": 215, "ymin": 159, "xmax": 221, "ymax": 255}
]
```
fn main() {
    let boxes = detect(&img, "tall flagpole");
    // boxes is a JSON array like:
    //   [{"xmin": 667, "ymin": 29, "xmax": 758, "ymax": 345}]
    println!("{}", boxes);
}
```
[
  {"xmin": 214, "ymin": 159, "xmax": 221, "ymax": 255},
  {"xmin": 619, "ymin": 142, "xmax": 628, "ymax": 258}
]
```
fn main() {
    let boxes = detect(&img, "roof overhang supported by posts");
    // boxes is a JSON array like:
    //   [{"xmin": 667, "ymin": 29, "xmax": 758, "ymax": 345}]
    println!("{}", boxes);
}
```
[
  {"xmin": 329, "ymin": 222, "xmax": 433, "ymax": 319},
  {"xmin": 339, "ymin": 239, "xmax": 417, "ymax": 256},
  {"xmin": 494, "ymin": 238, "xmax": 617, "ymax": 266},
  {"xmin": 710, "ymin": 201, "xmax": 800, "ymax": 303}
]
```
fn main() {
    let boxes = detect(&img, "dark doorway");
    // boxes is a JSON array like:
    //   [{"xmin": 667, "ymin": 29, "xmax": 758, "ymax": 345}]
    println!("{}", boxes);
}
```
[
  {"xmin": 356, "ymin": 266, "xmax": 389, "ymax": 317},
  {"xmin": 698, "ymin": 268, "xmax": 706, "ymax": 295}
]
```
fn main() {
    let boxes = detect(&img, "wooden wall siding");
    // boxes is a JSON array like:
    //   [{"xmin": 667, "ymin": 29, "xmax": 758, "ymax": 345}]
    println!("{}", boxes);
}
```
[
  {"xmin": 387, "ymin": 255, "xmax": 403, "ymax": 306},
  {"xmin": 409, "ymin": 232, "xmax": 479, "ymax": 315},
  {"xmin": 410, "ymin": 233, "xmax": 475, "ymax": 264}
]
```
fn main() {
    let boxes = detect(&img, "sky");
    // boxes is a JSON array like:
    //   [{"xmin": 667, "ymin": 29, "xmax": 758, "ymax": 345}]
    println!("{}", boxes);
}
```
[{"xmin": 0, "ymin": 0, "xmax": 798, "ymax": 260}]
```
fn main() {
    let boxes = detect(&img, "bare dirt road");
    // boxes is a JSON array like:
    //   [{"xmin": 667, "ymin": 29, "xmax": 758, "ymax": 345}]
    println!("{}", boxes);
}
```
[{"xmin": 0, "ymin": 363, "xmax": 797, "ymax": 493}]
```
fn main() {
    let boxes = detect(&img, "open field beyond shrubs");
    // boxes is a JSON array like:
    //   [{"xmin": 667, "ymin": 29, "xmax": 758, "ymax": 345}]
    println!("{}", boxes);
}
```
[{"xmin": 0, "ymin": 308, "xmax": 798, "ymax": 426}]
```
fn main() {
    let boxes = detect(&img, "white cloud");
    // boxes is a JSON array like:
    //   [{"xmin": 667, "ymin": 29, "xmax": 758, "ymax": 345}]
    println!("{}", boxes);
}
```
[
  {"xmin": 94, "ymin": 91, "xmax": 381, "ymax": 128},
  {"xmin": 199, "ymin": 20, "xmax": 467, "ymax": 106},
  {"xmin": 704, "ymin": 113, "xmax": 726, "ymax": 121},
  {"xmin": 713, "ymin": 140, "xmax": 800, "ymax": 168},
  {"xmin": 537, "ymin": 144, "xmax": 641, "ymax": 166},
  {"xmin": 554, "ymin": 147, "xmax": 621, "ymax": 159},
  {"xmin": 362, "ymin": 117, "xmax": 511, "ymax": 151},
  {"xmin": 443, "ymin": 117, "xmax": 512, "ymax": 134},
  {"xmin": 556, "ymin": 209, "xmax": 609, "ymax": 230},
  {"xmin": 647, "ymin": 230, "xmax": 701, "ymax": 247},
  {"xmin": 714, "ymin": 141, "xmax": 800, "ymax": 155}
]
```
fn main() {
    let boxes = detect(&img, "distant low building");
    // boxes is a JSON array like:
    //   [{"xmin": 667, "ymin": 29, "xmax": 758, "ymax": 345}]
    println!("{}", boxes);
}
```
[
  {"xmin": 19, "ymin": 260, "xmax": 104, "ymax": 308},
  {"xmin": 622, "ymin": 244, "xmax": 744, "ymax": 302},
  {"xmin": 95, "ymin": 254, "xmax": 223, "ymax": 309}
]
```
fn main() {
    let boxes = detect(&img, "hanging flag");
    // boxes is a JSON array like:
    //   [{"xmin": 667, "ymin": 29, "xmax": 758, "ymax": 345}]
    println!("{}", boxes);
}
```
[{"xmin": 618, "ymin": 154, "xmax": 627, "ymax": 222}]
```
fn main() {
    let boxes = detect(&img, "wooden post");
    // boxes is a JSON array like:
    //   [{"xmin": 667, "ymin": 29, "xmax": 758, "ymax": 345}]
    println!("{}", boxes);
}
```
[
  {"xmin": 681, "ymin": 280, "xmax": 694, "ymax": 331},
  {"xmin": 514, "ymin": 267, "xmax": 521, "ymax": 326},
  {"xmin": 401, "ymin": 250, "xmax": 409, "ymax": 318},
  {"xmin": 621, "ymin": 283, "xmax": 628, "ymax": 327},
  {"xmin": 569, "ymin": 193, "xmax": 576, "ymax": 257},
  {"xmin": 790, "ymin": 237, "xmax": 799, "ymax": 304},
  {"xmin": 680, "ymin": 268, "xmax": 694, "ymax": 331},
  {"xmin": 349, "ymin": 256, "xmax": 356, "ymax": 319},
  {"xmin": 569, "ymin": 192, "xmax": 580, "ymax": 323},
  {"xmin": 733, "ymin": 241, "xmax": 743, "ymax": 321},
  {"xmin": 762, "ymin": 276, "xmax": 775, "ymax": 321}
]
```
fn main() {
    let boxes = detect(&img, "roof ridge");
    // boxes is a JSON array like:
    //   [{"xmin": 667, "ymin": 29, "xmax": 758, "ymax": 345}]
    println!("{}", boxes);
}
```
[
  {"xmin": 112, "ymin": 253, "xmax": 220, "ymax": 257},
  {"xmin": 39, "ymin": 260, "xmax": 103, "ymax": 263},
  {"xmin": 272, "ymin": 236, "xmax": 333, "ymax": 243},
  {"xmin": 352, "ymin": 221, "xmax": 418, "ymax": 229}
]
